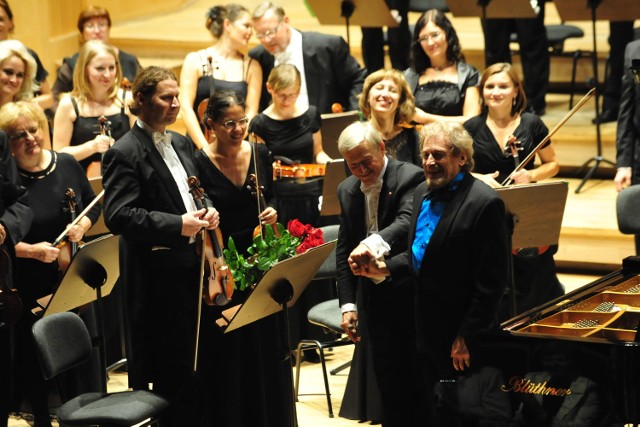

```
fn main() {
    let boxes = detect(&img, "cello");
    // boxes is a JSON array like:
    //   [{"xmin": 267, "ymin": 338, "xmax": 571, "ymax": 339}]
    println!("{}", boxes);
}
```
[{"xmin": 187, "ymin": 176, "xmax": 234, "ymax": 306}]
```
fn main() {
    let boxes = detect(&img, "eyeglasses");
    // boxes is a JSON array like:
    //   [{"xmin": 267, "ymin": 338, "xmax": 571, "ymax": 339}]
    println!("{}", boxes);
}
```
[
  {"xmin": 274, "ymin": 91, "xmax": 299, "ymax": 102},
  {"xmin": 255, "ymin": 22, "xmax": 281, "ymax": 40},
  {"xmin": 221, "ymin": 117, "xmax": 249, "ymax": 129},
  {"xmin": 85, "ymin": 21, "xmax": 109, "ymax": 30},
  {"xmin": 417, "ymin": 31, "xmax": 443, "ymax": 43},
  {"xmin": 8, "ymin": 126, "xmax": 39, "ymax": 142},
  {"xmin": 421, "ymin": 149, "xmax": 451, "ymax": 161}
]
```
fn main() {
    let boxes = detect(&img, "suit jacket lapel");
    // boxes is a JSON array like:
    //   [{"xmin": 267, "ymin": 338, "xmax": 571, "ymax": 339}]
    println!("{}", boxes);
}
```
[
  {"xmin": 420, "ymin": 173, "xmax": 474, "ymax": 274},
  {"xmin": 378, "ymin": 158, "xmax": 397, "ymax": 225},
  {"xmin": 346, "ymin": 178, "xmax": 366, "ymax": 241},
  {"xmin": 132, "ymin": 126, "xmax": 187, "ymax": 213}
]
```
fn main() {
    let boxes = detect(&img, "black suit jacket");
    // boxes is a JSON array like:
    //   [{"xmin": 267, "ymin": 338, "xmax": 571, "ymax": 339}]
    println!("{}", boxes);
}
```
[
  {"xmin": 386, "ymin": 173, "xmax": 508, "ymax": 359},
  {"xmin": 336, "ymin": 158, "xmax": 424, "ymax": 308},
  {"xmin": 102, "ymin": 124, "xmax": 199, "ymax": 388},
  {"xmin": 616, "ymin": 40, "xmax": 640, "ymax": 184},
  {"xmin": 249, "ymin": 31, "xmax": 366, "ymax": 113}
]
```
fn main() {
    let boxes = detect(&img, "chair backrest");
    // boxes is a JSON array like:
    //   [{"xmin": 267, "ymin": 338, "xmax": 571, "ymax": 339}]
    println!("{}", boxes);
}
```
[
  {"xmin": 314, "ymin": 225, "xmax": 339, "ymax": 280},
  {"xmin": 617, "ymin": 185, "xmax": 640, "ymax": 234},
  {"xmin": 409, "ymin": 0, "xmax": 449, "ymax": 12},
  {"xmin": 320, "ymin": 160, "xmax": 347, "ymax": 217},
  {"xmin": 32, "ymin": 312, "xmax": 93, "ymax": 380},
  {"xmin": 319, "ymin": 110, "xmax": 359, "ymax": 160}
]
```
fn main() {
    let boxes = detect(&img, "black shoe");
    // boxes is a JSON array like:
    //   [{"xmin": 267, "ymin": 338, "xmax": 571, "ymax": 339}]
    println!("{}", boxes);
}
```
[
  {"xmin": 592, "ymin": 110, "xmax": 617, "ymax": 124},
  {"xmin": 303, "ymin": 349, "xmax": 321, "ymax": 363}
]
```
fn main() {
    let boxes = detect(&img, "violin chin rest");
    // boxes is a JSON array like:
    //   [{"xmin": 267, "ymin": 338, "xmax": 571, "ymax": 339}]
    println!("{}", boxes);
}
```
[{"xmin": 214, "ymin": 293, "xmax": 230, "ymax": 307}]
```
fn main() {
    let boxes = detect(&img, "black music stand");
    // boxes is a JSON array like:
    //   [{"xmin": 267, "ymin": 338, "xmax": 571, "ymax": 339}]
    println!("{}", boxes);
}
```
[
  {"xmin": 41, "ymin": 234, "xmax": 120, "ymax": 393},
  {"xmin": 215, "ymin": 240, "xmax": 336, "ymax": 427},
  {"xmin": 320, "ymin": 110, "xmax": 359, "ymax": 159},
  {"xmin": 446, "ymin": 0, "xmax": 535, "ymax": 20},
  {"xmin": 496, "ymin": 181, "xmax": 568, "ymax": 317},
  {"xmin": 306, "ymin": 0, "xmax": 398, "ymax": 48},
  {"xmin": 553, "ymin": 0, "xmax": 638, "ymax": 193}
]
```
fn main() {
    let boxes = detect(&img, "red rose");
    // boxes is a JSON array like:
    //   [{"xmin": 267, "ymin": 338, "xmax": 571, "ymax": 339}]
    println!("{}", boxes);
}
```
[
  {"xmin": 305, "ymin": 223, "xmax": 314, "ymax": 234},
  {"xmin": 304, "ymin": 234, "xmax": 323, "ymax": 248},
  {"xmin": 295, "ymin": 240, "xmax": 312, "ymax": 254},
  {"xmin": 287, "ymin": 219, "xmax": 306, "ymax": 237},
  {"xmin": 309, "ymin": 227, "xmax": 324, "ymax": 241}
]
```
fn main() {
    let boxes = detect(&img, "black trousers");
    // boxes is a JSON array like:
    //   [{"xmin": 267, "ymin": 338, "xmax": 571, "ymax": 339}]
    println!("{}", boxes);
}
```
[
  {"xmin": 482, "ymin": 2, "xmax": 549, "ymax": 114},
  {"xmin": 602, "ymin": 21, "xmax": 635, "ymax": 116},
  {"xmin": 361, "ymin": 0, "xmax": 410, "ymax": 74}
]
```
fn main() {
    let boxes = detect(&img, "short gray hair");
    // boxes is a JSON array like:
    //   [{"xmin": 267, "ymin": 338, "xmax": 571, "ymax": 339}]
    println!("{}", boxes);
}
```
[
  {"xmin": 421, "ymin": 121, "xmax": 474, "ymax": 172},
  {"xmin": 338, "ymin": 121, "xmax": 383, "ymax": 155}
]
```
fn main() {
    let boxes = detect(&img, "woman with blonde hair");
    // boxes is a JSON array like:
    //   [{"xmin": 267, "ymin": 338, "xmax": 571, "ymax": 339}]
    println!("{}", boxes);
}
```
[
  {"xmin": 0, "ymin": 39, "xmax": 38, "ymax": 106},
  {"xmin": 180, "ymin": 3, "xmax": 262, "ymax": 149},
  {"xmin": 53, "ymin": 40, "xmax": 134, "ymax": 172},
  {"xmin": 359, "ymin": 68, "xmax": 420, "ymax": 165}
]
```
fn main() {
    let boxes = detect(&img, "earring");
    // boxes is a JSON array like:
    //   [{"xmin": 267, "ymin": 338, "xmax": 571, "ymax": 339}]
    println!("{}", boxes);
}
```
[{"xmin": 513, "ymin": 98, "xmax": 516, "ymax": 107}]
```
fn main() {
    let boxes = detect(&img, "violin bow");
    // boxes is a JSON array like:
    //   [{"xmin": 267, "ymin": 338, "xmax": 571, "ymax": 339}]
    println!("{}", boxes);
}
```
[
  {"xmin": 251, "ymin": 141, "xmax": 264, "ymax": 239},
  {"xmin": 501, "ymin": 88, "xmax": 595, "ymax": 186},
  {"xmin": 52, "ymin": 190, "xmax": 104, "ymax": 247}
]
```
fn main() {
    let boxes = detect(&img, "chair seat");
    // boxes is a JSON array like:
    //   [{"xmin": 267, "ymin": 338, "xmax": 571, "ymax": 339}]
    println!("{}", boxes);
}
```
[
  {"xmin": 307, "ymin": 299, "xmax": 342, "ymax": 333},
  {"xmin": 57, "ymin": 390, "xmax": 169, "ymax": 426},
  {"xmin": 617, "ymin": 185, "xmax": 640, "ymax": 234},
  {"xmin": 510, "ymin": 24, "xmax": 584, "ymax": 50}
]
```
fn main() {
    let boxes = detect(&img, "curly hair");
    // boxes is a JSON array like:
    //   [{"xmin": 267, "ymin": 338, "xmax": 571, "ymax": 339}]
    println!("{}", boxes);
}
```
[
  {"xmin": 421, "ymin": 121, "xmax": 474, "ymax": 172},
  {"xmin": 359, "ymin": 69, "xmax": 415, "ymax": 125},
  {"xmin": 410, "ymin": 9, "xmax": 465, "ymax": 75},
  {"xmin": 205, "ymin": 4, "xmax": 249, "ymax": 38}
]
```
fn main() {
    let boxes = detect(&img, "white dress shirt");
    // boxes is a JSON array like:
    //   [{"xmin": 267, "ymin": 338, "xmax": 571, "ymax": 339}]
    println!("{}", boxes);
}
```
[{"xmin": 274, "ymin": 29, "xmax": 309, "ymax": 110}]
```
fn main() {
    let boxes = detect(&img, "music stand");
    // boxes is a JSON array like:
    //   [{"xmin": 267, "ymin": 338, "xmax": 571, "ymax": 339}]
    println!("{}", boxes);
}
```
[
  {"xmin": 306, "ymin": 0, "xmax": 398, "ymax": 47},
  {"xmin": 41, "ymin": 234, "xmax": 120, "ymax": 392},
  {"xmin": 446, "ymin": 0, "xmax": 536, "ymax": 19},
  {"xmin": 553, "ymin": 0, "xmax": 637, "ymax": 193},
  {"xmin": 496, "ymin": 181, "xmax": 568, "ymax": 316},
  {"xmin": 320, "ymin": 110, "xmax": 359, "ymax": 159},
  {"xmin": 215, "ymin": 240, "xmax": 336, "ymax": 427},
  {"xmin": 320, "ymin": 159, "xmax": 347, "ymax": 218}
]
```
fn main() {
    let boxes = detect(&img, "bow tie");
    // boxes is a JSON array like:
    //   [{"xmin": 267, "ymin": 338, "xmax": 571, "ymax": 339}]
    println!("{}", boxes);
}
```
[
  {"xmin": 426, "ymin": 187, "xmax": 455, "ymax": 203},
  {"xmin": 153, "ymin": 132, "xmax": 172, "ymax": 147}
]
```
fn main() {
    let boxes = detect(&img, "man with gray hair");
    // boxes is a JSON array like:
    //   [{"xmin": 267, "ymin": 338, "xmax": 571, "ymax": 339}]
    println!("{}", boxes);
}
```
[
  {"xmin": 354, "ymin": 121, "xmax": 509, "ymax": 424},
  {"xmin": 336, "ymin": 121, "xmax": 424, "ymax": 425},
  {"xmin": 249, "ymin": 2, "xmax": 366, "ymax": 113}
]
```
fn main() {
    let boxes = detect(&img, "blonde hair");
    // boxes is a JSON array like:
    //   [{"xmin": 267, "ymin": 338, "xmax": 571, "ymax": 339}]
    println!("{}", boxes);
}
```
[
  {"xmin": 267, "ymin": 64, "xmax": 300, "ymax": 92},
  {"xmin": 0, "ymin": 40, "xmax": 38, "ymax": 101},
  {"xmin": 72, "ymin": 40, "xmax": 123, "ymax": 105},
  {"xmin": 359, "ymin": 69, "xmax": 415, "ymax": 125},
  {"xmin": 0, "ymin": 100, "xmax": 47, "ymax": 134}
]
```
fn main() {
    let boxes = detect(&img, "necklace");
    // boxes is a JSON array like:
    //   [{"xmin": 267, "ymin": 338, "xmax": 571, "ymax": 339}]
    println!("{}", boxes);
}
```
[{"xmin": 433, "ymin": 62, "xmax": 453, "ymax": 72}]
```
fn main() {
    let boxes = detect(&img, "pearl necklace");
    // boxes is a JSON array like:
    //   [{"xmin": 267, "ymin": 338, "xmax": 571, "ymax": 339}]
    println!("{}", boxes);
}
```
[{"xmin": 432, "ymin": 62, "xmax": 453, "ymax": 72}]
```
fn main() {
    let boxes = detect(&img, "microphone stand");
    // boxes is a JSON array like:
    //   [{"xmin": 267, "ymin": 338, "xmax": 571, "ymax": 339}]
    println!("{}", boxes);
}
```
[{"xmin": 341, "ymin": 0, "xmax": 355, "ymax": 48}]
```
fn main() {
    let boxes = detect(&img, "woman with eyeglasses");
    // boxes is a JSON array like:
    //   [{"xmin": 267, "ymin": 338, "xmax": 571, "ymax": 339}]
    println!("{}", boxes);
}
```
[
  {"xmin": 52, "ymin": 40, "xmax": 134, "ymax": 173},
  {"xmin": 194, "ymin": 91, "xmax": 293, "ymax": 427},
  {"xmin": 463, "ymin": 62, "xmax": 562, "ymax": 320},
  {"xmin": 180, "ymin": 4, "xmax": 262, "ymax": 150},
  {"xmin": 0, "ymin": 101, "xmax": 100, "ymax": 427},
  {"xmin": 405, "ymin": 9, "xmax": 481, "ymax": 125},
  {"xmin": 52, "ymin": 5, "xmax": 141, "ymax": 109}
]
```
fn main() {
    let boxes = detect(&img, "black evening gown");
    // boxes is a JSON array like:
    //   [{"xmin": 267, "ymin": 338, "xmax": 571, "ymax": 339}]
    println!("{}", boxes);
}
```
[{"xmin": 195, "ymin": 145, "xmax": 293, "ymax": 427}]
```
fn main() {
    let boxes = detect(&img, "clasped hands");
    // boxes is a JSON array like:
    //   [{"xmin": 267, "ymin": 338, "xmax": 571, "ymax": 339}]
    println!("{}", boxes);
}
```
[{"xmin": 348, "ymin": 243, "xmax": 389, "ymax": 278}]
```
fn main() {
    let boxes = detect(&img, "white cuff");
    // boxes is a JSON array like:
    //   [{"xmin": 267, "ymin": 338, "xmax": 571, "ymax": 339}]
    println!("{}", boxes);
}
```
[
  {"xmin": 341, "ymin": 303, "xmax": 357, "ymax": 313},
  {"xmin": 361, "ymin": 234, "xmax": 390, "ymax": 259}
]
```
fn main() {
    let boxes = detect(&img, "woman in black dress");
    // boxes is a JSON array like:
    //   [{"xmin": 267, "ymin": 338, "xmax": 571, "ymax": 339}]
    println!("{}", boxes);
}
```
[
  {"xmin": 360, "ymin": 68, "xmax": 421, "ymax": 166},
  {"xmin": 0, "ymin": 101, "xmax": 100, "ymax": 427},
  {"xmin": 404, "ymin": 8, "xmax": 481, "ymax": 125},
  {"xmin": 53, "ymin": 40, "xmax": 133, "ymax": 173},
  {"xmin": 195, "ymin": 90, "xmax": 292, "ymax": 427},
  {"xmin": 464, "ymin": 62, "xmax": 562, "ymax": 319}
]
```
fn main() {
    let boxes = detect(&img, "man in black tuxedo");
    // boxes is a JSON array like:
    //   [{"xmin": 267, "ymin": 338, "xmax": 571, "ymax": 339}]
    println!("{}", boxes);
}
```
[
  {"xmin": 354, "ymin": 121, "xmax": 509, "ymax": 424},
  {"xmin": 336, "ymin": 122, "xmax": 424, "ymax": 426},
  {"xmin": 249, "ymin": 1, "xmax": 367, "ymax": 113},
  {"xmin": 615, "ymin": 39, "xmax": 640, "ymax": 253},
  {"xmin": 102, "ymin": 66, "xmax": 219, "ymax": 426}
]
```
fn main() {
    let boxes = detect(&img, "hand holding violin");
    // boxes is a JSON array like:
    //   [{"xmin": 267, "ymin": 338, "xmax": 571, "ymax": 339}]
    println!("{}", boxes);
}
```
[
  {"xmin": 510, "ymin": 169, "xmax": 534, "ymax": 185},
  {"xmin": 258, "ymin": 207, "xmax": 277, "ymax": 225},
  {"xmin": 181, "ymin": 207, "xmax": 220, "ymax": 237},
  {"xmin": 92, "ymin": 134, "xmax": 113, "ymax": 154},
  {"xmin": 65, "ymin": 216, "xmax": 92, "ymax": 243}
]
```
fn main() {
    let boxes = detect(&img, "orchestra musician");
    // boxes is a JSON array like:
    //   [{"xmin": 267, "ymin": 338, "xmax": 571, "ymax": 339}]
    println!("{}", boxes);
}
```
[
  {"xmin": 404, "ymin": 9, "xmax": 481, "ymax": 125},
  {"xmin": 0, "ymin": 128, "xmax": 32, "ymax": 427},
  {"xmin": 249, "ymin": 1, "xmax": 366, "ymax": 114},
  {"xmin": 353, "ymin": 121, "xmax": 509, "ymax": 425},
  {"xmin": 0, "ymin": 0, "xmax": 53, "ymax": 110},
  {"xmin": 52, "ymin": 5, "xmax": 141, "ymax": 109},
  {"xmin": 194, "ymin": 89, "xmax": 293, "ymax": 427},
  {"xmin": 179, "ymin": 4, "xmax": 262, "ymax": 150},
  {"xmin": 336, "ymin": 121, "xmax": 424, "ymax": 426},
  {"xmin": 52, "ymin": 40, "xmax": 134, "ymax": 173},
  {"xmin": 360, "ymin": 69, "xmax": 421, "ymax": 166},
  {"xmin": 0, "ymin": 101, "xmax": 100, "ymax": 427},
  {"xmin": 102, "ymin": 66, "xmax": 219, "ymax": 426},
  {"xmin": 463, "ymin": 62, "xmax": 563, "ymax": 319}
]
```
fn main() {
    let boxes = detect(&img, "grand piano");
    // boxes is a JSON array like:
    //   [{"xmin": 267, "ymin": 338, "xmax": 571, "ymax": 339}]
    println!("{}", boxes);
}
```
[{"xmin": 434, "ymin": 256, "xmax": 640, "ymax": 426}]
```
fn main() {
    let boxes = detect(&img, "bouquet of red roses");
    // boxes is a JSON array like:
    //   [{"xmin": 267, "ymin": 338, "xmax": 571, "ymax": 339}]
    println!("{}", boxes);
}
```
[{"xmin": 224, "ymin": 219, "xmax": 325, "ymax": 291}]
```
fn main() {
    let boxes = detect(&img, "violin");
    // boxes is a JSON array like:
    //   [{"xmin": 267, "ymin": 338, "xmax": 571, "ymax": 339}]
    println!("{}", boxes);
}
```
[
  {"xmin": 187, "ymin": 176, "xmax": 234, "ymax": 306},
  {"xmin": 272, "ymin": 161, "xmax": 325, "ymax": 180},
  {"xmin": 506, "ymin": 135, "xmax": 522, "ymax": 168},
  {"xmin": 0, "ymin": 247, "xmax": 22, "ymax": 328},
  {"xmin": 86, "ymin": 116, "xmax": 111, "ymax": 179},
  {"xmin": 196, "ymin": 56, "xmax": 215, "ymax": 143},
  {"xmin": 57, "ymin": 188, "xmax": 79, "ymax": 274},
  {"xmin": 247, "ymin": 173, "xmax": 279, "ymax": 239}
]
